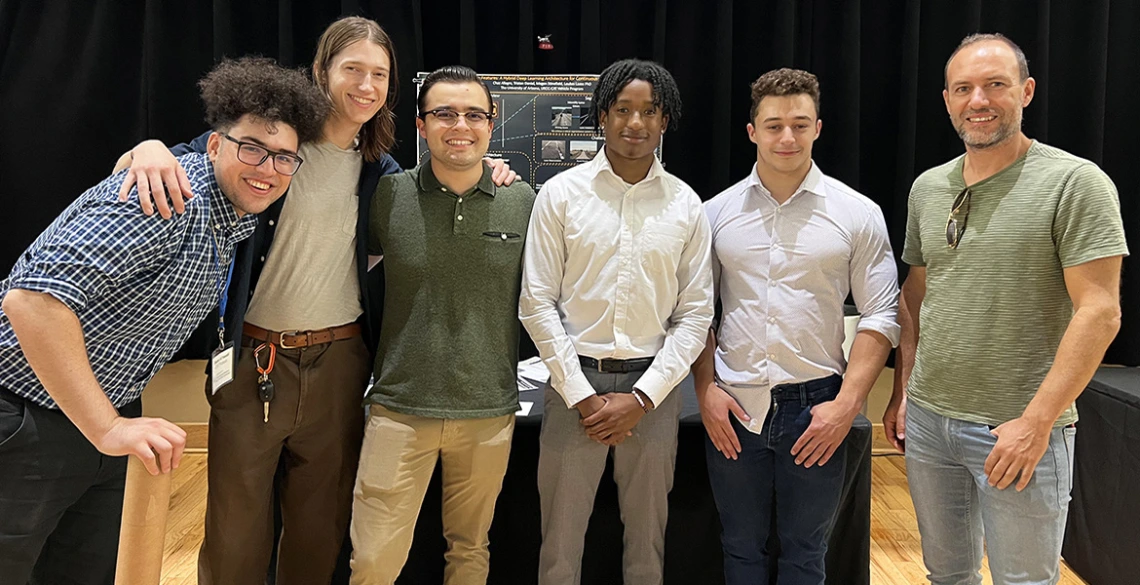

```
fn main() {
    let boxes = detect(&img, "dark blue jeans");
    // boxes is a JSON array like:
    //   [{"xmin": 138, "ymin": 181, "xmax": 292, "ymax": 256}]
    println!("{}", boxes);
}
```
[{"xmin": 705, "ymin": 376, "xmax": 846, "ymax": 585}]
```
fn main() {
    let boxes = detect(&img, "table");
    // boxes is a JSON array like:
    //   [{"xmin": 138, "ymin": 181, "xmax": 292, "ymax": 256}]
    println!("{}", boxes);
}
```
[
  {"xmin": 381, "ymin": 376, "xmax": 872, "ymax": 585},
  {"xmin": 1062, "ymin": 366, "xmax": 1140, "ymax": 585}
]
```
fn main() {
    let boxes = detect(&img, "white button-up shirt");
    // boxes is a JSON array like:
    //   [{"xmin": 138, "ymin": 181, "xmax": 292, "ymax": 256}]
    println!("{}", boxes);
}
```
[
  {"xmin": 705, "ymin": 162, "xmax": 900, "ymax": 434},
  {"xmin": 520, "ymin": 147, "xmax": 714, "ymax": 409}
]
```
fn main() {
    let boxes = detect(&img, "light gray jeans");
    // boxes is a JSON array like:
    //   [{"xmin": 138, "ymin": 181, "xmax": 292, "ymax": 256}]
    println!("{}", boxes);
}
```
[
  {"xmin": 905, "ymin": 400, "xmax": 1076, "ymax": 585},
  {"xmin": 536, "ymin": 369, "xmax": 681, "ymax": 585}
]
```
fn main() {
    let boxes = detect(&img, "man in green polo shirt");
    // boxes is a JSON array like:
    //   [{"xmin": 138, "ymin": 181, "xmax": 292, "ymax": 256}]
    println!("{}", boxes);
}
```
[
  {"xmin": 886, "ymin": 33, "xmax": 1128, "ymax": 585},
  {"xmin": 348, "ymin": 65, "xmax": 536, "ymax": 585}
]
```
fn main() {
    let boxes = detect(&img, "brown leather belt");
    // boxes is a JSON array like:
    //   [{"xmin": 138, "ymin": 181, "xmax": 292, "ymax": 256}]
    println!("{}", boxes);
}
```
[{"xmin": 243, "ymin": 322, "xmax": 362, "ymax": 349}]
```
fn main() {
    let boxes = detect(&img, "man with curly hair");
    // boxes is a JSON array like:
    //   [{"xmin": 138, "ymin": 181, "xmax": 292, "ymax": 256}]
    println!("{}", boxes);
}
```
[
  {"xmin": 695, "ymin": 68, "xmax": 898, "ymax": 584},
  {"xmin": 520, "ymin": 58, "xmax": 714, "ymax": 585},
  {"xmin": 0, "ymin": 56, "xmax": 325, "ymax": 585}
]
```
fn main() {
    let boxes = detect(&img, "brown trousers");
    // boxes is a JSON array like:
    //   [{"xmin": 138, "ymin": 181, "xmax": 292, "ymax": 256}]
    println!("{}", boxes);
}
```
[{"xmin": 198, "ymin": 333, "xmax": 371, "ymax": 585}]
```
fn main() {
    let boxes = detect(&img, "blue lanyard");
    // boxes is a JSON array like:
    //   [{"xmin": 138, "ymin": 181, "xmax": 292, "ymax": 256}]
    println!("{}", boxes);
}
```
[{"xmin": 210, "ymin": 229, "xmax": 235, "ymax": 344}]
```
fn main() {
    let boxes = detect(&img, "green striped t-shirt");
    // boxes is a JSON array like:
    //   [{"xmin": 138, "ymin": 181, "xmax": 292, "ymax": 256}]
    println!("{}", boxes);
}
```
[{"xmin": 902, "ymin": 141, "xmax": 1129, "ymax": 427}]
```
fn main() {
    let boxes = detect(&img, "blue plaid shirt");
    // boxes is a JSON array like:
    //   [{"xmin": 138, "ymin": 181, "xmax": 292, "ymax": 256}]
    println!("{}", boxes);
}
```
[{"xmin": 0, "ymin": 153, "xmax": 257, "ymax": 409}]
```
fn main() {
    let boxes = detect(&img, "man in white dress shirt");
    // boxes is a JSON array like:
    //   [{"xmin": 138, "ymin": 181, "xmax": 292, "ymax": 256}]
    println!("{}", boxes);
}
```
[
  {"xmin": 519, "ymin": 59, "xmax": 714, "ymax": 585},
  {"xmin": 692, "ymin": 68, "xmax": 899, "ymax": 585}
]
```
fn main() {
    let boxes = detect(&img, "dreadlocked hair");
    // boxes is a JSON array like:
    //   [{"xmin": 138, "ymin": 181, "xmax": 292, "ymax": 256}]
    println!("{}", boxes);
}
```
[{"xmin": 589, "ymin": 59, "xmax": 682, "ymax": 134}]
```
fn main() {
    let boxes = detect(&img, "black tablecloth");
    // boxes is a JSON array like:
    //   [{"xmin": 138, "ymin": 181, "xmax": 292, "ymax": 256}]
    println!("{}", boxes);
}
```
[
  {"xmin": 1062, "ymin": 367, "xmax": 1140, "ymax": 585},
  {"xmin": 387, "ymin": 376, "xmax": 872, "ymax": 585}
]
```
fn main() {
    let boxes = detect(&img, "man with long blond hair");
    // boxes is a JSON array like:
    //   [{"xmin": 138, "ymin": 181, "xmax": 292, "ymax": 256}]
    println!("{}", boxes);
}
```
[
  {"xmin": 175, "ymin": 18, "xmax": 398, "ymax": 584},
  {"xmin": 118, "ymin": 16, "xmax": 516, "ymax": 583}
]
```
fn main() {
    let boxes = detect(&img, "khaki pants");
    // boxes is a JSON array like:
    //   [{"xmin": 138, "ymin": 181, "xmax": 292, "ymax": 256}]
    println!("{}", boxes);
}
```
[
  {"xmin": 350, "ymin": 405, "xmax": 515, "ymax": 585},
  {"xmin": 198, "ymin": 334, "xmax": 371, "ymax": 585}
]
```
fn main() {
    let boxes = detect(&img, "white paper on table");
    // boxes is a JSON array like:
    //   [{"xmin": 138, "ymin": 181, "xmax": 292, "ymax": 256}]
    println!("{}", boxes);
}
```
[
  {"xmin": 516, "ymin": 401, "xmax": 534, "ymax": 416},
  {"xmin": 517, "ymin": 356, "xmax": 551, "ymax": 392}
]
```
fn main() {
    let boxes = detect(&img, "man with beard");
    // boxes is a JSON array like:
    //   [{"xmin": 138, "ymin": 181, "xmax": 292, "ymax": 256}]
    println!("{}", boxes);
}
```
[{"xmin": 884, "ymin": 33, "xmax": 1128, "ymax": 585}]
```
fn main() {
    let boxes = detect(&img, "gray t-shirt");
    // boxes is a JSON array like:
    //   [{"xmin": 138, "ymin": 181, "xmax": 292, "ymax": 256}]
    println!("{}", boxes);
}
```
[
  {"xmin": 902, "ymin": 141, "xmax": 1129, "ymax": 426},
  {"xmin": 245, "ymin": 140, "xmax": 364, "ymax": 331}
]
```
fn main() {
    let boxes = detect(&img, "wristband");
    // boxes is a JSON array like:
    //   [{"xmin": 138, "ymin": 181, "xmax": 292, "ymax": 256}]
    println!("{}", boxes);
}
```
[{"xmin": 631, "ymin": 389, "xmax": 651, "ymax": 413}]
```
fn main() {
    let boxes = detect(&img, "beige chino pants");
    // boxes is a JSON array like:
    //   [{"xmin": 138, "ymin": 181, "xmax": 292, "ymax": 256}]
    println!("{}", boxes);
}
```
[{"xmin": 350, "ymin": 405, "xmax": 515, "ymax": 585}]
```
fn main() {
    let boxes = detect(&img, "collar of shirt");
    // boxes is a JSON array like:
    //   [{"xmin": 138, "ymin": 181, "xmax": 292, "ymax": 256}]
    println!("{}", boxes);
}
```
[
  {"xmin": 585, "ymin": 145, "xmax": 666, "ymax": 191},
  {"xmin": 746, "ymin": 160, "xmax": 827, "ymax": 205},
  {"xmin": 196, "ymin": 157, "xmax": 258, "ymax": 242},
  {"xmin": 415, "ymin": 157, "xmax": 497, "ymax": 198}
]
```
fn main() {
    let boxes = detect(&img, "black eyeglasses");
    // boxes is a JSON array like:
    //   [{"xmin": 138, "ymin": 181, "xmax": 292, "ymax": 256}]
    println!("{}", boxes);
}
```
[
  {"xmin": 945, "ymin": 187, "xmax": 971, "ymax": 248},
  {"xmin": 418, "ymin": 109, "xmax": 495, "ymax": 128},
  {"xmin": 222, "ymin": 134, "xmax": 304, "ymax": 176}
]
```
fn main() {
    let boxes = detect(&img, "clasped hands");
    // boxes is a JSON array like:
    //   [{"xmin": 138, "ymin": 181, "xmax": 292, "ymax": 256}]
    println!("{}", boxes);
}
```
[{"xmin": 576, "ymin": 393, "xmax": 646, "ymax": 446}]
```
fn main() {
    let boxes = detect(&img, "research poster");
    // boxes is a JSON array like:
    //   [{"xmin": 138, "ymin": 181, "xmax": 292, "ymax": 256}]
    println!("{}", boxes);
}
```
[{"xmin": 415, "ymin": 73, "xmax": 633, "ymax": 189}]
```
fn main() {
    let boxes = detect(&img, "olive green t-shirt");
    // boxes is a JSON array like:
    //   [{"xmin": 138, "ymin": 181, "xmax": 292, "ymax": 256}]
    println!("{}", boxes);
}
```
[
  {"xmin": 366, "ymin": 161, "xmax": 536, "ymax": 418},
  {"xmin": 902, "ymin": 141, "xmax": 1129, "ymax": 427}
]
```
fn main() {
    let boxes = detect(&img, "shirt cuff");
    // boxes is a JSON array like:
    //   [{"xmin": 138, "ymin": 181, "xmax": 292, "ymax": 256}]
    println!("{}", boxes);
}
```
[
  {"xmin": 558, "ymin": 370, "xmax": 597, "ymax": 409},
  {"xmin": 6, "ymin": 275, "xmax": 89, "ymax": 314},
  {"xmin": 856, "ymin": 315, "xmax": 901, "ymax": 348},
  {"xmin": 633, "ymin": 369, "xmax": 672, "ymax": 409}
]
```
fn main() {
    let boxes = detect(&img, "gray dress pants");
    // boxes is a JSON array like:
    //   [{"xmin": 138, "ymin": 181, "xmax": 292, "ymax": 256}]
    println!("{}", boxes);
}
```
[{"xmin": 536, "ymin": 369, "xmax": 682, "ymax": 585}]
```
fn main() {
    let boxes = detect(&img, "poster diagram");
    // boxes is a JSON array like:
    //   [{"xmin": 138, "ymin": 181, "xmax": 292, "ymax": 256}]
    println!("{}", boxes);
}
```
[{"xmin": 414, "ymin": 73, "xmax": 604, "ymax": 190}]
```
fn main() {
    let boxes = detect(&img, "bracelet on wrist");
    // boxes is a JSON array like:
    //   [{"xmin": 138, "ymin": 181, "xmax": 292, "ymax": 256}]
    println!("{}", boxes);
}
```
[{"xmin": 631, "ymin": 389, "xmax": 650, "ymax": 413}]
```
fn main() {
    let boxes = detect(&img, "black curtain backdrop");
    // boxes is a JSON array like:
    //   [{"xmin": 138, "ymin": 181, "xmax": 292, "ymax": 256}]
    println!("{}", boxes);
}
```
[{"xmin": 0, "ymin": 0, "xmax": 1136, "ymax": 365}]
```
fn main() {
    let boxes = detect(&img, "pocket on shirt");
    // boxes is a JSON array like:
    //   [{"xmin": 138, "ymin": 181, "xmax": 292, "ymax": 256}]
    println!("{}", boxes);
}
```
[
  {"xmin": 342, "ymin": 210, "xmax": 360, "ymax": 237},
  {"xmin": 479, "ymin": 231, "xmax": 525, "ymax": 271},
  {"xmin": 481, "ymin": 231, "xmax": 523, "ymax": 243}
]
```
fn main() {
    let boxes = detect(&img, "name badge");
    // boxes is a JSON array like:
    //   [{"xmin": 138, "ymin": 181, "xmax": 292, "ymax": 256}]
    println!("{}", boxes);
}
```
[{"xmin": 210, "ymin": 342, "xmax": 235, "ymax": 394}]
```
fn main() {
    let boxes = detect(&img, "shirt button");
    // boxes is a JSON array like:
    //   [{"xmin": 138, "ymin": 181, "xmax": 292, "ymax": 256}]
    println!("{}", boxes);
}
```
[
  {"xmin": 441, "ymin": 187, "xmax": 447, "ymax": 192},
  {"xmin": 214, "ymin": 223, "xmax": 221, "ymax": 229},
  {"xmin": 457, "ymin": 215, "xmax": 464, "ymax": 221},
  {"xmin": 268, "ymin": 220, "xmax": 275, "ymax": 226},
  {"xmin": 501, "ymin": 234, "xmax": 508, "ymax": 240},
  {"xmin": 260, "ymin": 256, "xmax": 265, "ymax": 262},
  {"xmin": 458, "ymin": 198, "xmax": 463, "ymax": 203},
  {"xmin": 768, "ymin": 317, "xmax": 776, "ymax": 324},
  {"xmin": 769, "ymin": 280, "xmax": 777, "ymax": 287}
]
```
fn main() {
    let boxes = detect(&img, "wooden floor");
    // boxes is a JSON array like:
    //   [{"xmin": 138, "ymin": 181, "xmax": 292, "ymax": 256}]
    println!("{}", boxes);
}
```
[
  {"xmin": 869, "ymin": 455, "xmax": 1085, "ymax": 585},
  {"xmin": 158, "ymin": 453, "xmax": 1087, "ymax": 584}
]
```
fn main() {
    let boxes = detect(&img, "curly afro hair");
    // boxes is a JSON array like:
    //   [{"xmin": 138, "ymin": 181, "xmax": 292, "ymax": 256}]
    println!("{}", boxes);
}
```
[{"xmin": 198, "ymin": 57, "xmax": 327, "ymax": 144}]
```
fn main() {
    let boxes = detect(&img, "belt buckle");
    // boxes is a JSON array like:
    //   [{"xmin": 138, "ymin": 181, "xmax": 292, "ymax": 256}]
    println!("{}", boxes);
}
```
[{"xmin": 277, "ymin": 330, "xmax": 305, "ymax": 349}]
